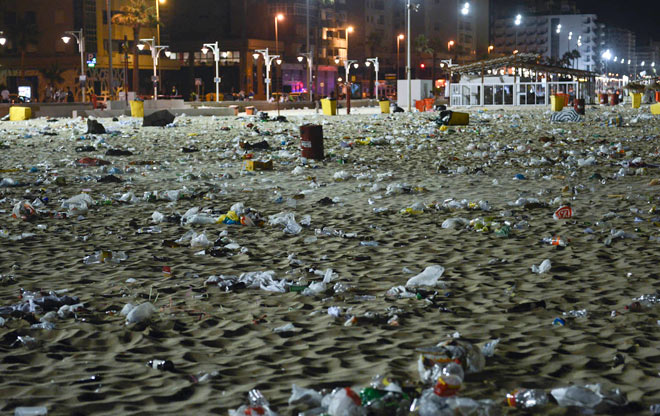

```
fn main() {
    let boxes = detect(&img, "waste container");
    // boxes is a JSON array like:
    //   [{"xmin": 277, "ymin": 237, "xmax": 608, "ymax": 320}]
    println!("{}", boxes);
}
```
[
  {"xmin": 245, "ymin": 106, "xmax": 256, "ymax": 115},
  {"xmin": 321, "ymin": 98, "xmax": 337, "ymax": 115},
  {"xmin": 573, "ymin": 98, "xmax": 585, "ymax": 115},
  {"xmin": 656, "ymin": 91, "xmax": 660, "ymax": 103},
  {"xmin": 630, "ymin": 93, "xmax": 642, "ymax": 109},
  {"xmin": 379, "ymin": 100, "xmax": 390, "ymax": 114},
  {"xmin": 9, "ymin": 106, "xmax": 31, "ymax": 121},
  {"xmin": 550, "ymin": 95, "xmax": 564, "ymax": 111},
  {"xmin": 300, "ymin": 124, "xmax": 324, "ymax": 160},
  {"xmin": 599, "ymin": 93, "xmax": 608, "ymax": 105},
  {"xmin": 415, "ymin": 100, "xmax": 426, "ymax": 112},
  {"xmin": 424, "ymin": 98, "xmax": 435, "ymax": 111},
  {"xmin": 130, "ymin": 100, "xmax": 144, "ymax": 118},
  {"xmin": 609, "ymin": 93, "xmax": 619, "ymax": 106}
]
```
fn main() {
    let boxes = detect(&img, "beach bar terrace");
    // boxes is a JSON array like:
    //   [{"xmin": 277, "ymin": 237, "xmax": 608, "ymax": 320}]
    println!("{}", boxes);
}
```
[{"xmin": 449, "ymin": 53, "xmax": 598, "ymax": 107}]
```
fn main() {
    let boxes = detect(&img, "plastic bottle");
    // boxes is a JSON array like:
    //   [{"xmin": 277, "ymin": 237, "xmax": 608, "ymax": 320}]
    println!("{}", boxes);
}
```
[
  {"xmin": 506, "ymin": 388, "xmax": 549, "ymax": 409},
  {"xmin": 14, "ymin": 407, "xmax": 47, "ymax": 416},
  {"xmin": 433, "ymin": 363, "xmax": 464, "ymax": 397}
]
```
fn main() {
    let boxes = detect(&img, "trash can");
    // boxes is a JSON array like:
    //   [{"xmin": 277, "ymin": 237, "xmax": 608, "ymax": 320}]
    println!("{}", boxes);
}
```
[
  {"xmin": 599, "ymin": 93, "xmax": 608, "ymax": 105},
  {"xmin": 321, "ymin": 98, "xmax": 337, "ymax": 115},
  {"xmin": 630, "ymin": 93, "xmax": 642, "ymax": 109},
  {"xmin": 379, "ymin": 99, "xmax": 390, "ymax": 114},
  {"xmin": 9, "ymin": 106, "xmax": 31, "ymax": 121},
  {"xmin": 130, "ymin": 100, "xmax": 144, "ymax": 118},
  {"xmin": 609, "ymin": 93, "xmax": 619, "ymax": 106},
  {"xmin": 550, "ymin": 95, "xmax": 564, "ymax": 111},
  {"xmin": 439, "ymin": 110, "xmax": 469, "ymax": 126},
  {"xmin": 424, "ymin": 98, "xmax": 435, "ymax": 111},
  {"xmin": 245, "ymin": 106, "xmax": 256, "ymax": 115},
  {"xmin": 573, "ymin": 98, "xmax": 585, "ymax": 115},
  {"xmin": 300, "ymin": 124, "xmax": 324, "ymax": 160},
  {"xmin": 655, "ymin": 91, "xmax": 660, "ymax": 103},
  {"xmin": 651, "ymin": 103, "xmax": 660, "ymax": 115},
  {"xmin": 415, "ymin": 100, "xmax": 426, "ymax": 112}
]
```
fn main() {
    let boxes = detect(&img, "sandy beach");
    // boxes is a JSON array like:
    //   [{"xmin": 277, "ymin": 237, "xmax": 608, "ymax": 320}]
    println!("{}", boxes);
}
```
[{"xmin": 1, "ymin": 103, "xmax": 660, "ymax": 415}]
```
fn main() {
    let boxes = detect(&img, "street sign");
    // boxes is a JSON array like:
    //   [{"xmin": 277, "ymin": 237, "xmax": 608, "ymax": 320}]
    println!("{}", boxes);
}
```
[
  {"xmin": 213, "ymin": 77, "xmax": 221, "ymax": 83},
  {"xmin": 86, "ymin": 53, "xmax": 96, "ymax": 68},
  {"xmin": 79, "ymin": 75, "xmax": 87, "ymax": 82},
  {"xmin": 195, "ymin": 78, "xmax": 202, "ymax": 86}
]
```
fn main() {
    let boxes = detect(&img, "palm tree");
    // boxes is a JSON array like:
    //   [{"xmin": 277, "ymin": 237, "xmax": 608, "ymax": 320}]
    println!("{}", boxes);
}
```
[
  {"xmin": 8, "ymin": 16, "xmax": 39, "ymax": 80},
  {"xmin": 39, "ymin": 62, "xmax": 65, "ymax": 102},
  {"xmin": 415, "ymin": 34, "xmax": 430, "ymax": 78},
  {"xmin": 112, "ymin": 0, "xmax": 158, "ymax": 94}
]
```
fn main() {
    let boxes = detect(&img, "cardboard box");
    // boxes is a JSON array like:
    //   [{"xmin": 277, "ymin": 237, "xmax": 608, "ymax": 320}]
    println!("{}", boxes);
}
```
[{"xmin": 245, "ymin": 159, "xmax": 273, "ymax": 171}]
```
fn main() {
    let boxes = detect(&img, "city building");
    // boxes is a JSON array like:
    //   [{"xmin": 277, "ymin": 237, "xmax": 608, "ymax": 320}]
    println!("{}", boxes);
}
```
[
  {"xmin": 605, "ymin": 27, "xmax": 636, "ymax": 77},
  {"xmin": 492, "ymin": 13, "xmax": 602, "ymax": 72}
]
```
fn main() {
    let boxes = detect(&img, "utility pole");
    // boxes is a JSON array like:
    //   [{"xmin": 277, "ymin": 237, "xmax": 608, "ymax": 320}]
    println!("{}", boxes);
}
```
[{"xmin": 107, "ymin": 0, "xmax": 113, "ymax": 100}]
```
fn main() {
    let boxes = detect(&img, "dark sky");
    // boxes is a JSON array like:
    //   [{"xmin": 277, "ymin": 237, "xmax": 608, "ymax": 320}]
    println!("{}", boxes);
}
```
[{"xmin": 575, "ymin": 0, "xmax": 660, "ymax": 41}]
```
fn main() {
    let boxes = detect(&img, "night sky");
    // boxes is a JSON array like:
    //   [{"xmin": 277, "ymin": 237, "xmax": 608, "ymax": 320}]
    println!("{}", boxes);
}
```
[{"xmin": 575, "ymin": 0, "xmax": 660, "ymax": 40}]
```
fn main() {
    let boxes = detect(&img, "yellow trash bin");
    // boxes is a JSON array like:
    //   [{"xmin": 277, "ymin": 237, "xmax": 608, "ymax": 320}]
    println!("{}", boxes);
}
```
[
  {"xmin": 9, "ymin": 106, "xmax": 31, "ymax": 121},
  {"xmin": 446, "ymin": 111, "xmax": 469, "ymax": 125},
  {"xmin": 379, "ymin": 100, "xmax": 390, "ymax": 114},
  {"xmin": 630, "ymin": 93, "xmax": 642, "ymax": 109},
  {"xmin": 321, "ymin": 98, "xmax": 337, "ymax": 116},
  {"xmin": 550, "ymin": 95, "xmax": 564, "ymax": 111},
  {"xmin": 130, "ymin": 100, "xmax": 144, "ymax": 118},
  {"xmin": 651, "ymin": 102, "xmax": 660, "ymax": 115}
]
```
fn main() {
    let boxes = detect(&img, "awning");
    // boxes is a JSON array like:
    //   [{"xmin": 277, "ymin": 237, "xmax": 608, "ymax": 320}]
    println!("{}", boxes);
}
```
[{"xmin": 451, "ymin": 53, "xmax": 597, "ymax": 78}]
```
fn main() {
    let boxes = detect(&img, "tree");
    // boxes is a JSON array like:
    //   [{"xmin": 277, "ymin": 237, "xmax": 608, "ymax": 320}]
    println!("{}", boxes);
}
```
[
  {"xmin": 414, "ymin": 35, "xmax": 444, "ymax": 84},
  {"xmin": 415, "ymin": 34, "xmax": 430, "ymax": 78},
  {"xmin": 40, "ymin": 62, "xmax": 65, "ymax": 88},
  {"xmin": 112, "ymin": 0, "xmax": 158, "ymax": 94},
  {"xmin": 8, "ymin": 16, "xmax": 39, "ymax": 80}
]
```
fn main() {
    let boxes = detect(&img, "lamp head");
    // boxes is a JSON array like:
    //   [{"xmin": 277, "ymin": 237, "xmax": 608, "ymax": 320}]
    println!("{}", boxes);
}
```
[
  {"xmin": 297, "ymin": 56, "xmax": 304, "ymax": 62},
  {"xmin": 62, "ymin": 36, "xmax": 71, "ymax": 44},
  {"xmin": 222, "ymin": 51, "xmax": 228, "ymax": 58},
  {"xmin": 201, "ymin": 46, "xmax": 209, "ymax": 55},
  {"xmin": 164, "ymin": 50, "xmax": 171, "ymax": 58},
  {"xmin": 347, "ymin": 26, "xmax": 354, "ymax": 33},
  {"xmin": 449, "ymin": 40, "xmax": 455, "ymax": 46},
  {"xmin": 398, "ymin": 34, "xmax": 404, "ymax": 40},
  {"xmin": 276, "ymin": 58, "xmax": 282, "ymax": 65},
  {"xmin": 159, "ymin": 0, "xmax": 166, "ymax": 4},
  {"xmin": 334, "ymin": 57, "xmax": 340, "ymax": 64},
  {"xmin": 0, "ymin": 36, "xmax": 5, "ymax": 46},
  {"xmin": 365, "ymin": 61, "xmax": 371, "ymax": 67},
  {"xmin": 137, "ymin": 43, "xmax": 146, "ymax": 51},
  {"xmin": 276, "ymin": 13, "xmax": 284, "ymax": 21},
  {"xmin": 253, "ymin": 52, "xmax": 260, "ymax": 60},
  {"xmin": 353, "ymin": 63, "xmax": 358, "ymax": 68}
]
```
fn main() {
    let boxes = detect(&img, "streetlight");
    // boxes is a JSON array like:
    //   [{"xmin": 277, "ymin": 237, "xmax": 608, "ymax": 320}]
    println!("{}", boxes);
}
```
[
  {"xmin": 156, "ymin": 0, "xmax": 165, "ymax": 45},
  {"xmin": 556, "ymin": 24, "xmax": 561, "ymax": 34},
  {"xmin": 397, "ymin": 34, "xmax": 404, "ymax": 80},
  {"xmin": 335, "ymin": 57, "xmax": 357, "ymax": 113},
  {"xmin": 601, "ymin": 49, "xmax": 612, "ymax": 75},
  {"xmin": 275, "ymin": 13, "xmax": 284, "ymax": 55},
  {"xmin": 0, "ymin": 32, "xmax": 6, "ymax": 46},
  {"xmin": 297, "ymin": 52, "xmax": 313, "ymax": 102},
  {"xmin": 345, "ymin": 26, "xmax": 354, "ymax": 60},
  {"xmin": 254, "ymin": 48, "xmax": 280, "ymax": 101},
  {"xmin": 406, "ymin": 0, "xmax": 419, "ymax": 112},
  {"xmin": 448, "ymin": 40, "xmax": 455, "ymax": 52},
  {"xmin": 138, "ymin": 37, "xmax": 169, "ymax": 100},
  {"xmin": 365, "ymin": 57, "xmax": 380, "ymax": 100},
  {"xmin": 514, "ymin": 14, "xmax": 522, "ymax": 53},
  {"xmin": 488, "ymin": 45, "xmax": 494, "ymax": 54},
  {"xmin": 461, "ymin": 2, "xmax": 470, "ymax": 15},
  {"xmin": 202, "ymin": 41, "xmax": 221, "ymax": 103},
  {"xmin": 62, "ymin": 29, "xmax": 86, "ymax": 103}
]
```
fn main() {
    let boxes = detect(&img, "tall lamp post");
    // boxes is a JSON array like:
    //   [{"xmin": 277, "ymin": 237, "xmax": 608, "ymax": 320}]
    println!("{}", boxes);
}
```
[
  {"xmin": 406, "ymin": 0, "xmax": 418, "ymax": 112},
  {"xmin": 274, "ymin": 13, "xmax": 284, "ymax": 100},
  {"xmin": 138, "ymin": 37, "xmax": 170, "ymax": 100},
  {"xmin": 253, "ymin": 48, "xmax": 280, "ymax": 101},
  {"xmin": 365, "ymin": 57, "xmax": 380, "ymax": 100},
  {"xmin": 62, "ymin": 29, "xmax": 87, "ymax": 103},
  {"xmin": 202, "ymin": 42, "xmax": 221, "ymax": 103},
  {"xmin": 297, "ymin": 52, "xmax": 314, "ymax": 102},
  {"xmin": 335, "ymin": 57, "xmax": 357, "ymax": 113},
  {"xmin": 514, "ymin": 14, "xmax": 522, "ymax": 53},
  {"xmin": 396, "ymin": 34, "xmax": 404, "ymax": 80},
  {"xmin": 156, "ymin": 0, "xmax": 165, "ymax": 44}
]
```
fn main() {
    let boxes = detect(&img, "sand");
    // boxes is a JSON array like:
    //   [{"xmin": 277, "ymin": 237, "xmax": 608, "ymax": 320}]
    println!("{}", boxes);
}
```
[{"xmin": 1, "ymin": 103, "xmax": 660, "ymax": 415}]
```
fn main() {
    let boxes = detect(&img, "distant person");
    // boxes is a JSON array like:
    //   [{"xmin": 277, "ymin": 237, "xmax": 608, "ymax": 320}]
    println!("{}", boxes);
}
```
[
  {"xmin": 66, "ymin": 87, "xmax": 74, "ymax": 103},
  {"xmin": 45, "ymin": 86, "xmax": 53, "ymax": 102},
  {"xmin": 1, "ymin": 87, "xmax": 9, "ymax": 103},
  {"xmin": 171, "ymin": 85, "xmax": 179, "ymax": 97}
]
